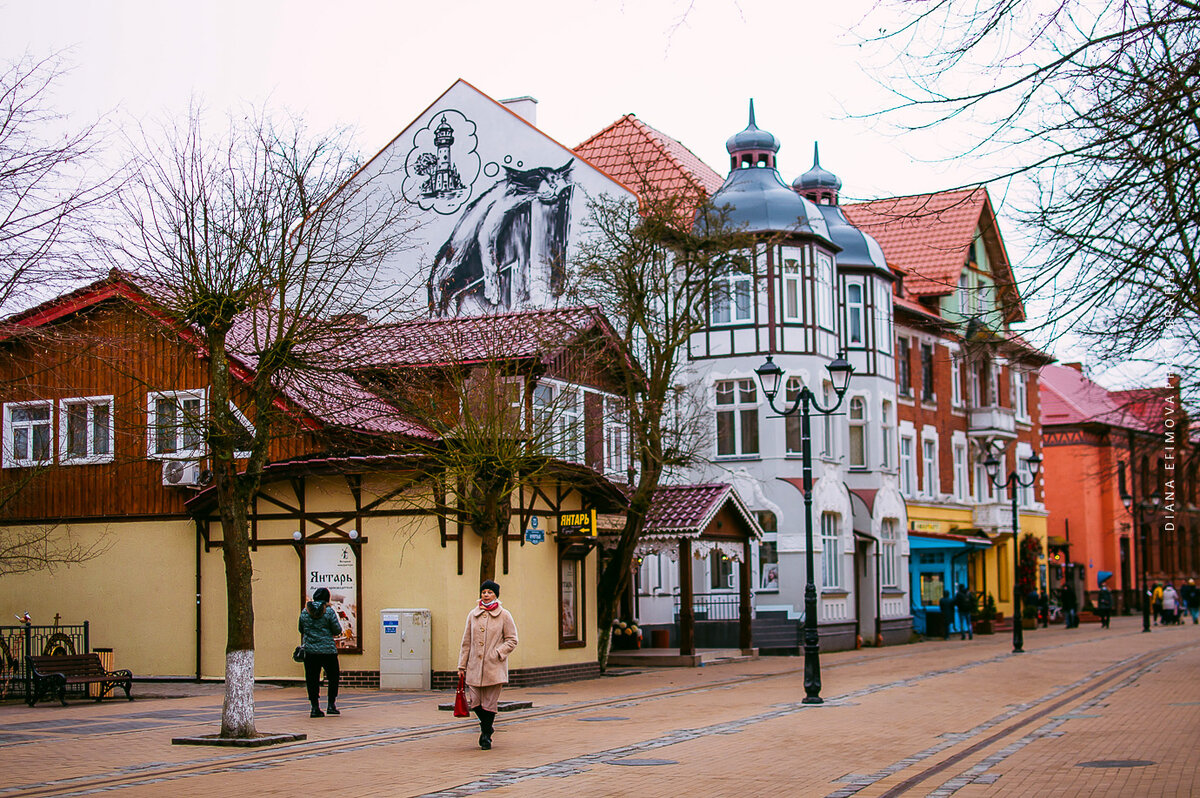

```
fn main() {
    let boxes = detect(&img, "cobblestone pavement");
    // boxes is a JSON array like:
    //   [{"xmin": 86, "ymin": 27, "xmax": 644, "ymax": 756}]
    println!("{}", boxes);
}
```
[{"xmin": 3, "ymin": 615, "xmax": 1198, "ymax": 797}]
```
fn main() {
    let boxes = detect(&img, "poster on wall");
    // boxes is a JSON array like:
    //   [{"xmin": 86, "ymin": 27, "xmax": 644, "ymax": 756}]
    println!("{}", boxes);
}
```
[{"xmin": 306, "ymin": 544, "xmax": 359, "ymax": 652}]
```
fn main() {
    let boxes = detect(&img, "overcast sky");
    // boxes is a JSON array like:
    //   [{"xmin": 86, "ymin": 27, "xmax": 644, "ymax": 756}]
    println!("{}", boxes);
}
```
[{"xmin": 4, "ymin": 0, "xmax": 1141, "ymax": 385}]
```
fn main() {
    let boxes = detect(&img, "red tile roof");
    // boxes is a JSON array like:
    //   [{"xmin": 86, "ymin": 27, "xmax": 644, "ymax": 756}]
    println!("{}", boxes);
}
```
[
  {"xmin": 575, "ymin": 115, "xmax": 725, "ymax": 206},
  {"xmin": 1038, "ymin": 364, "xmax": 1166, "ymax": 433},
  {"xmin": 842, "ymin": 188, "xmax": 984, "ymax": 297},
  {"xmin": 641, "ymin": 483, "xmax": 762, "ymax": 539},
  {"xmin": 345, "ymin": 306, "xmax": 612, "ymax": 368}
]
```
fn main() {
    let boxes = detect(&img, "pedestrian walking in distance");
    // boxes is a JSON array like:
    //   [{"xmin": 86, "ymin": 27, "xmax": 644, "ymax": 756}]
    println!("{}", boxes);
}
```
[
  {"xmin": 299, "ymin": 586, "xmax": 343, "ymax": 717},
  {"xmin": 1162, "ymin": 583, "xmax": 1180, "ymax": 625},
  {"xmin": 955, "ymin": 584, "xmax": 974, "ymax": 640},
  {"xmin": 938, "ymin": 589, "xmax": 955, "ymax": 640},
  {"xmin": 1096, "ymin": 583, "xmax": 1113, "ymax": 629},
  {"xmin": 458, "ymin": 580, "xmax": 519, "ymax": 750},
  {"xmin": 1182, "ymin": 579, "xmax": 1199, "ymax": 624}
]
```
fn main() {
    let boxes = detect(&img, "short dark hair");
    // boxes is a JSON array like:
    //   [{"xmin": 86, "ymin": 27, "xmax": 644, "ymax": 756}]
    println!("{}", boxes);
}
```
[{"xmin": 313, "ymin": 587, "xmax": 331, "ymax": 603}]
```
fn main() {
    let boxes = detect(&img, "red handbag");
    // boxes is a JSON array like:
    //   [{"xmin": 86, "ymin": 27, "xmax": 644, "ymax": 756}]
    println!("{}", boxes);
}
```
[{"xmin": 453, "ymin": 672, "xmax": 470, "ymax": 718}]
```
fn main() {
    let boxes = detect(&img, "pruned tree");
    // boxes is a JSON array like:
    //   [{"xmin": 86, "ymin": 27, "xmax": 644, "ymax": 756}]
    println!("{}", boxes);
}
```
[
  {"xmin": 363, "ymin": 311, "xmax": 605, "ymax": 584},
  {"xmin": 571, "ymin": 187, "xmax": 753, "ymax": 669},
  {"xmin": 863, "ymin": 0, "xmax": 1200, "ymax": 392},
  {"xmin": 107, "ymin": 107, "xmax": 417, "ymax": 738}
]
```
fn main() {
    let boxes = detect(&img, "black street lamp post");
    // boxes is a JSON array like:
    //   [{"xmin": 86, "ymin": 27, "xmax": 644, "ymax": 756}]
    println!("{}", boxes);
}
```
[
  {"xmin": 1121, "ymin": 489, "xmax": 1161, "ymax": 633},
  {"xmin": 755, "ymin": 353, "xmax": 853, "ymax": 704},
  {"xmin": 983, "ymin": 446, "xmax": 1042, "ymax": 654}
]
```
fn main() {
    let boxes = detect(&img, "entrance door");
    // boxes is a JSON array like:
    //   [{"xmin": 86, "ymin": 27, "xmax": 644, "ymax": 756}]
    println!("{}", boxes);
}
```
[{"xmin": 855, "ymin": 539, "xmax": 876, "ymax": 645}]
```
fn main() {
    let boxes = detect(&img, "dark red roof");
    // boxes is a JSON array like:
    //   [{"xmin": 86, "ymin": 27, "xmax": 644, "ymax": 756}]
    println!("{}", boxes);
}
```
[
  {"xmin": 1038, "ymin": 364, "xmax": 1169, "ymax": 433},
  {"xmin": 641, "ymin": 483, "xmax": 761, "ymax": 539}
]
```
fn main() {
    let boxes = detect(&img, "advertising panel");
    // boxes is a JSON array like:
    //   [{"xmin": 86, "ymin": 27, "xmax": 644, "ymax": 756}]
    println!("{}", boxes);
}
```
[{"xmin": 306, "ymin": 543, "xmax": 359, "ymax": 652}]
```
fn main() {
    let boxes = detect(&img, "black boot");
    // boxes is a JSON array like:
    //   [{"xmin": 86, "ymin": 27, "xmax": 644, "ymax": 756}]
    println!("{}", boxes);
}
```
[
  {"xmin": 474, "ymin": 708, "xmax": 495, "ymax": 749},
  {"xmin": 310, "ymin": 704, "xmax": 324, "ymax": 718}
]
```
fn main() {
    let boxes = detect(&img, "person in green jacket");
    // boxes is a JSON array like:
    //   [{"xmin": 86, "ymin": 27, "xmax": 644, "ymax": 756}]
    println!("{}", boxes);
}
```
[{"xmin": 299, "ymin": 587, "xmax": 343, "ymax": 717}]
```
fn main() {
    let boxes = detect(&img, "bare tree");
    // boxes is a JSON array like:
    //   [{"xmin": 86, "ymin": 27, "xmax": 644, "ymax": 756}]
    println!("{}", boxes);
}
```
[
  {"xmin": 571, "ymin": 189, "xmax": 753, "ymax": 669},
  {"xmin": 0, "ymin": 53, "xmax": 114, "ymax": 314},
  {"xmin": 107, "ymin": 107, "xmax": 417, "ymax": 738},
  {"xmin": 364, "ymin": 311, "xmax": 607, "ymax": 584},
  {"xmin": 864, "ymin": 0, "xmax": 1200, "ymax": 392}
]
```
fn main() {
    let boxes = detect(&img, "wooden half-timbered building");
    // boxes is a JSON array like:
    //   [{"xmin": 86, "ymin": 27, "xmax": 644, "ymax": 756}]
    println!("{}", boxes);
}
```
[{"xmin": 0, "ymin": 272, "xmax": 630, "ymax": 684}]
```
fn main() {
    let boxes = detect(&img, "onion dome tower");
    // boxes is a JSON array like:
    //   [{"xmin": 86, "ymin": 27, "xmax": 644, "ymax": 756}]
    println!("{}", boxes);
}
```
[
  {"xmin": 793, "ymin": 142, "xmax": 887, "ymax": 273},
  {"xmin": 793, "ymin": 143, "xmax": 842, "ymax": 206},
  {"xmin": 705, "ymin": 101, "xmax": 831, "ymax": 240}
]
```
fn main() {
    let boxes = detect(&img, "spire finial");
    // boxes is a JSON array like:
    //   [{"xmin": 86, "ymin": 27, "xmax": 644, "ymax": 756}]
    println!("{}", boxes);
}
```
[
  {"xmin": 813, "ymin": 141, "xmax": 821, "ymax": 167},
  {"xmin": 748, "ymin": 99, "xmax": 756, "ymax": 128}
]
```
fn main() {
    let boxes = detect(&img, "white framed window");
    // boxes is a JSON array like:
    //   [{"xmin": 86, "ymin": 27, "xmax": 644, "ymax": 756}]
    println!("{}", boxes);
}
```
[
  {"xmin": 59, "ymin": 396, "xmax": 114, "ymax": 464},
  {"xmin": 815, "ymin": 252, "xmax": 834, "ymax": 330},
  {"xmin": 951, "ymin": 356, "xmax": 963, "ymax": 407},
  {"xmin": 781, "ymin": 250, "xmax": 802, "ymax": 322},
  {"xmin": 991, "ymin": 362, "xmax": 1003, "ymax": 405},
  {"xmin": 876, "ymin": 281, "xmax": 893, "ymax": 354},
  {"xmin": 603, "ymin": 396, "xmax": 628, "ymax": 478},
  {"xmin": 846, "ymin": 281, "xmax": 865, "ymax": 345},
  {"xmin": 974, "ymin": 458, "xmax": 996, "ymax": 503},
  {"xmin": 922, "ymin": 438, "xmax": 938, "ymax": 497},
  {"xmin": 1011, "ymin": 369, "xmax": 1029, "ymax": 421},
  {"xmin": 967, "ymin": 361, "xmax": 982, "ymax": 407},
  {"xmin": 784, "ymin": 377, "xmax": 803, "ymax": 454},
  {"xmin": 147, "ymin": 390, "xmax": 206, "ymax": 459},
  {"xmin": 821, "ymin": 511, "xmax": 842, "ymax": 589},
  {"xmin": 848, "ymin": 396, "xmax": 867, "ymax": 468},
  {"xmin": 712, "ymin": 265, "xmax": 753, "ymax": 325},
  {"xmin": 900, "ymin": 435, "xmax": 916, "ymax": 498},
  {"xmin": 820, "ymin": 381, "xmax": 837, "ymax": 459},
  {"xmin": 880, "ymin": 400, "xmax": 892, "ymax": 468},
  {"xmin": 1016, "ymin": 445, "xmax": 1034, "ymax": 507},
  {"xmin": 881, "ymin": 518, "xmax": 900, "ymax": 588},
  {"xmin": 953, "ymin": 442, "xmax": 969, "ymax": 502},
  {"xmin": 957, "ymin": 272, "xmax": 970, "ymax": 316},
  {"xmin": 534, "ymin": 381, "xmax": 582, "ymax": 463},
  {"xmin": 715, "ymin": 379, "xmax": 759, "ymax": 457},
  {"xmin": 3, "ymin": 400, "xmax": 54, "ymax": 467}
]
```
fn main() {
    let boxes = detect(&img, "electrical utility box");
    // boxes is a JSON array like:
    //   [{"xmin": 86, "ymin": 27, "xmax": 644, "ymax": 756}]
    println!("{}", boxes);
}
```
[{"xmin": 379, "ymin": 608, "xmax": 431, "ymax": 690}]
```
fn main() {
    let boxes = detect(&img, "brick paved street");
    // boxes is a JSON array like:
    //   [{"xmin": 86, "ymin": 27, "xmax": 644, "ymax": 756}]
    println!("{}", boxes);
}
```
[{"xmin": 4, "ymin": 615, "xmax": 1198, "ymax": 797}]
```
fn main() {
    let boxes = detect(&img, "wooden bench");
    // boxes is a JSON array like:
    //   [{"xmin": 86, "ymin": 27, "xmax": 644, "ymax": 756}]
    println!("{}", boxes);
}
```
[{"xmin": 26, "ymin": 653, "xmax": 133, "ymax": 707}]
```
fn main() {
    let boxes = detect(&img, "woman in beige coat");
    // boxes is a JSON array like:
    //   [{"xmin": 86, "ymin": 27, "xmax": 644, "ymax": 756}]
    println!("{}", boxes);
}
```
[{"xmin": 458, "ymin": 579, "xmax": 518, "ymax": 750}]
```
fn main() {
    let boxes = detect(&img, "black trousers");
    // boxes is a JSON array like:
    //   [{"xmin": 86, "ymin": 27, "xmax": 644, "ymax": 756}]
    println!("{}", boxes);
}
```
[{"xmin": 304, "ymin": 653, "xmax": 340, "ymax": 707}]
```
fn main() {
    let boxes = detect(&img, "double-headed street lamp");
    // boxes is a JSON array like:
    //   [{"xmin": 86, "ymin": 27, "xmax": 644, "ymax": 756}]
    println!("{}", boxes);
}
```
[
  {"xmin": 1120, "ymin": 489, "xmax": 1161, "ymax": 633},
  {"xmin": 983, "ymin": 446, "xmax": 1042, "ymax": 654},
  {"xmin": 755, "ymin": 352, "xmax": 853, "ymax": 705}
]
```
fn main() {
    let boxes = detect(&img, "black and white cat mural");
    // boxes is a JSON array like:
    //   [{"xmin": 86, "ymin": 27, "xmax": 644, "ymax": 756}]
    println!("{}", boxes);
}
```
[{"xmin": 428, "ymin": 159, "xmax": 574, "ymax": 316}]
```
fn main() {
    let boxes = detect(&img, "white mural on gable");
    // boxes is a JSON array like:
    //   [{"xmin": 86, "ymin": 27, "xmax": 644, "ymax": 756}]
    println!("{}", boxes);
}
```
[{"xmin": 354, "ymin": 80, "xmax": 633, "ymax": 318}]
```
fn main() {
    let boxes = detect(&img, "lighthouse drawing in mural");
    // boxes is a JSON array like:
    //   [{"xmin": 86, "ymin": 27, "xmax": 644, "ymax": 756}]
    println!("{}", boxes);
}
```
[
  {"xmin": 418, "ymin": 116, "xmax": 466, "ymax": 199},
  {"xmin": 403, "ymin": 109, "xmax": 481, "ymax": 216}
]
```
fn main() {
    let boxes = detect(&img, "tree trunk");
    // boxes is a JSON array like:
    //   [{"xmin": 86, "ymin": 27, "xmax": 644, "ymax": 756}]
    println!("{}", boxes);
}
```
[
  {"xmin": 596, "ymin": 463, "xmax": 661, "ymax": 671},
  {"xmin": 219, "ymin": 505, "xmax": 256, "ymax": 737}
]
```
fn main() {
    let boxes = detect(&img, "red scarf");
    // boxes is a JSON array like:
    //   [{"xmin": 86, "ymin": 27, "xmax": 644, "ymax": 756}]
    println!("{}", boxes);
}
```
[{"xmin": 479, "ymin": 599, "xmax": 499, "ymax": 612}]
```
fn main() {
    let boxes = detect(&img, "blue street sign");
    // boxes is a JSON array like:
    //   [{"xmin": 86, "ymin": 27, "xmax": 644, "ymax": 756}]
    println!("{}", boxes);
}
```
[{"xmin": 525, "ymin": 528, "xmax": 544, "ymax": 544}]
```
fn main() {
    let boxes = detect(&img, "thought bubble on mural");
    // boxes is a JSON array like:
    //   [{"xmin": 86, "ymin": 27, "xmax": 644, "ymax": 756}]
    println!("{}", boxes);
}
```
[{"xmin": 403, "ymin": 109, "xmax": 481, "ymax": 215}]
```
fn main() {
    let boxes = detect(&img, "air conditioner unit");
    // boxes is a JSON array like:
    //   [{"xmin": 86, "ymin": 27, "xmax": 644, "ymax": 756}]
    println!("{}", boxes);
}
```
[{"xmin": 162, "ymin": 460, "xmax": 205, "ymax": 488}]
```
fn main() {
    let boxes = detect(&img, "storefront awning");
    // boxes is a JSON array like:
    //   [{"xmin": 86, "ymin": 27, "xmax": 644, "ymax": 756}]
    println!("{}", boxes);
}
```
[{"xmin": 909, "ymin": 532, "xmax": 993, "ymax": 551}]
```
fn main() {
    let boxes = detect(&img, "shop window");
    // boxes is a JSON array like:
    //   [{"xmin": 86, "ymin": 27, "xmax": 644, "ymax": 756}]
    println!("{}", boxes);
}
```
[
  {"xmin": 715, "ymin": 379, "xmax": 759, "ymax": 457},
  {"xmin": 3, "ymin": 400, "xmax": 53, "ymax": 467},
  {"xmin": 60, "ymin": 396, "xmax": 114, "ymax": 464},
  {"xmin": 559, "ymin": 554, "xmax": 585, "ymax": 648}
]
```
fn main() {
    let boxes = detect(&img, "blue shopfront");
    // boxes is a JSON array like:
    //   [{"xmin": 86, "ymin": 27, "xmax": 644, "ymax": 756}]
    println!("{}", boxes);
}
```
[{"xmin": 909, "ymin": 532, "xmax": 992, "ymax": 637}]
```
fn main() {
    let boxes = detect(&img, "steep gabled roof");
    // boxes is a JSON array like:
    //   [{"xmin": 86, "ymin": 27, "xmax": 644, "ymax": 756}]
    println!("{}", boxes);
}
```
[
  {"xmin": 575, "ymin": 114, "xmax": 724, "ymax": 203},
  {"xmin": 844, "ymin": 187, "xmax": 1025, "ymax": 323}
]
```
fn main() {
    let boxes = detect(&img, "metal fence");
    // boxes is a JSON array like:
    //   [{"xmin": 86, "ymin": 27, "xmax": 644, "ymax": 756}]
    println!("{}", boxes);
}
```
[
  {"xmin": 673, "ymin": 593, "xmax": 743, "ymax": 621},
  {"xmin": 0, "ymin": 623, "xmax": 90, "ymax": 702}
]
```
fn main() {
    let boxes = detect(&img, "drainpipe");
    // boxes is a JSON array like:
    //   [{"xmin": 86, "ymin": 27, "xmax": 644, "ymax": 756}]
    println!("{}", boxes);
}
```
[{"xmin": 195, "ymin": 520, "xmax": 203, "ymax": 682}]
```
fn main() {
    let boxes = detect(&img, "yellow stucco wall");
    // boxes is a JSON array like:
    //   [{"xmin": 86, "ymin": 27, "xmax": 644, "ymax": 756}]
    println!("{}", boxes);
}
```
[{"xmin": 1, "ymin": 474, "xmax": 601, "ymax": 680}]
